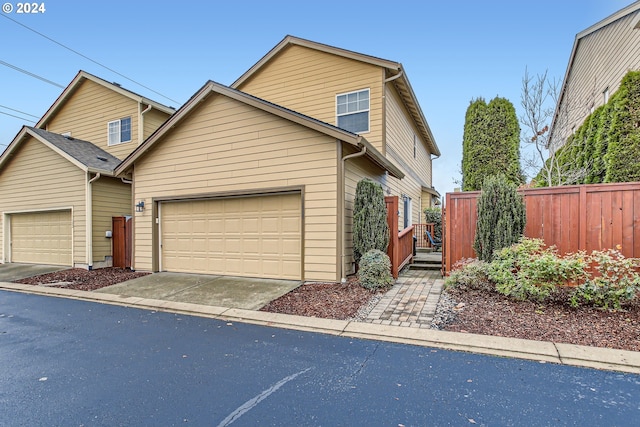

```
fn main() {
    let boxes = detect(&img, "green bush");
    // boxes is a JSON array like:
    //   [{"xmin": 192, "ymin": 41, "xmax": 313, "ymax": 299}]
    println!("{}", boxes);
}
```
[
  {"xmin": 488, "ymin": 238, "xmax": 588, "ymax": 302},
  {"xmin": 353, "ymin": 179, "xmax": 389, "ymax": 264},
  {"xmin": 444, "ymin": 258, "xmax": 492, "ymax": 291},
  {"xmin": 473, "ymin": 174, "xmax": 526, "ymax": 262},
  {"xmin": 570, "ymin": 249, "xmax": 640, "ymax": 310},
  {"xmin": 358, "ymin": 249, "xmax": 394, "ymax": 290},
  {"xmin": 424, "ymin": 207, "xmax": 442, "ymax": 240}
]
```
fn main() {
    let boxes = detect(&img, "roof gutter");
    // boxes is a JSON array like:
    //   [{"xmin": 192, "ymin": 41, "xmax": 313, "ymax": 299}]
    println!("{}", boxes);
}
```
[
  {"xmin": 138, "ymin": 103, "xmax": 153, "ymax": 144},
  {"xmin": 384, "ymin": 69, "xmax": 403, "ymax": 83},
  {"xmin": 339, "ymin": 143, "xmax": 368, "ymax": 283}
]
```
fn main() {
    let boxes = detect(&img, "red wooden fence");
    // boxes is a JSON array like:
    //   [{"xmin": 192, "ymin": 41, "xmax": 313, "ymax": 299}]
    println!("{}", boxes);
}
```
[
  {"xmin": 444, "ymin": 182, "xmax": 640, "ymax": 274},
  {"xmin": 385, "ymin": 196, "xmax": 414, "ymax": 278}
]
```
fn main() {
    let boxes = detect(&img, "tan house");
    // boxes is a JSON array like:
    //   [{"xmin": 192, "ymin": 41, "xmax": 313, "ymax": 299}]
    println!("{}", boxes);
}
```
[
  {"xmin": 117, "ymin": 37, "xmax": 440, "ymax": 282},
  {"xmin": 550, "ymin": 1, "xmax": 640, "ymax": 148},
  {"xmin": 0, "ymin": 71, "xmax": 173, "ymax": 268}
]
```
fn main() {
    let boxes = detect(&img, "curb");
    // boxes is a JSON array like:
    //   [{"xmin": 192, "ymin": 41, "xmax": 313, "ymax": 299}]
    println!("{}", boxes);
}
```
[{"xmin": 1, "ymin": 282, "xmax": 639, "ymax": 375}]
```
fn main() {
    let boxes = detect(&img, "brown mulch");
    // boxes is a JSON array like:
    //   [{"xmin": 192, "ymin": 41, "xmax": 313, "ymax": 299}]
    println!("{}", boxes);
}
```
[
  {"xmin": 14, "ymin": 267, "xmax": 149, "ymax": 291},
  {"xmin": 443, "ymin": 287, "xmax": 640, "ymax": 352},
  {"xmin": 260, "ymin": 277, "xmax": 380, "ymax": 320}
]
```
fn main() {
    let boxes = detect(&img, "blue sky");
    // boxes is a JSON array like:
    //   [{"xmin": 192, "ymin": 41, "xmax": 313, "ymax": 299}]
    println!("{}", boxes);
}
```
[{"xmin": 0, "ymin": 0, "xmax": 635, "ymax": 196}]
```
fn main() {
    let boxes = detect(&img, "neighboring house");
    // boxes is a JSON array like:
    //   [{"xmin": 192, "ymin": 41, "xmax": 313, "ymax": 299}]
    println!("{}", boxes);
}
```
[
  {"xmin": 116, "ymin": 36, "xmax": 440, "ymax": 282},
  {"xmin": 550, "ymin": 1, "xmax": 640, "ymax": 149},
  {"xmin": 0, "ymin": 71, "xmax": 173, "ymax": 268}
]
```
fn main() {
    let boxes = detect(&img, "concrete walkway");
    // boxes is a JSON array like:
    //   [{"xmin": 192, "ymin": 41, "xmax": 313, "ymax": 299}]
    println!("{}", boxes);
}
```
[{"xmin": 364, "ymin": 269, "xmax": 442, "ymax": 328}]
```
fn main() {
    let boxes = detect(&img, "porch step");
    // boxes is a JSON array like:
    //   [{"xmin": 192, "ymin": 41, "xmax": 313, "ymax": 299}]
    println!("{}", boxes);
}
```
[
  {"xmin": 410, "ymin": 250, "xmax": 442, "ymax": 271},
  {"xmin": 409, "ymin": 259, "xmax": 442, "ymax": 271}
]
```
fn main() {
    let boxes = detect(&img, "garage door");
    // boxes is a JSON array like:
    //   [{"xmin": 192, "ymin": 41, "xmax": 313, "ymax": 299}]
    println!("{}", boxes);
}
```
[
  {"xmin": 161, "ymin": 193, "xmax": 301, "ymax": 280},
  {"xmin": 10, "ymin": 210, "xmax": 72, "ymax": 266}
]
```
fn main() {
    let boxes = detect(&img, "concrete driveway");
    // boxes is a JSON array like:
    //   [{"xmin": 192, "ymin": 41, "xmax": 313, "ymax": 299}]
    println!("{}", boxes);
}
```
[
  {"xmin": 0, "ymin": 263, "xmax": 68, "ymax": 282},
  {"xmin": 94, "ymin": 272, "xmax": 302, "ymax": 310}
]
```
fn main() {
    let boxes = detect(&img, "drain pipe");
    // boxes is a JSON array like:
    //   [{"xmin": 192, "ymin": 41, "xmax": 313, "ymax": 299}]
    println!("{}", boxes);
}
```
[
  {"xmin": 340, "ymin": 142, "xmax": 367, "ymax": 283},
  {"xmin": 86, "ymin": 172, "xmax": 102, "ymax": 270}
]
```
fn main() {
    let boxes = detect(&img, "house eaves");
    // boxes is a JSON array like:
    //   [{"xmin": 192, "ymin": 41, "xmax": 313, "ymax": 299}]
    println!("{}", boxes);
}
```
[
  {"xmin": 36, "ymin": 70, "xmax": 175, "ymax": 129},
  {"xmin": 231, "ymin": 35, "xmax": 440, "ymax": 157},
  {"xmin": 550, "ymin": 1, "xmax": 640, "ymax": 142},
  {"xmin": 0, "ymin": 127, "xmax": 120, "ymax": 175},
  {"xmin": 116, "ymin": 80, "xmax": 404, "ymax": 179}
]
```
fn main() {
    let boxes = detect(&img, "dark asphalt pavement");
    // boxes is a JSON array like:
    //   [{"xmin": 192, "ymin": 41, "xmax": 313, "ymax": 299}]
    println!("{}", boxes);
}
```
[{"xmin": 1, "ymin": 290, "xmax": 639, "ymax": 426}]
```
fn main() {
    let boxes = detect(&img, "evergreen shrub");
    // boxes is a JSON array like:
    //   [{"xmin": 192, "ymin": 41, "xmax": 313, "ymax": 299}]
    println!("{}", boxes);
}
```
[{"xmin": 358, "ymin": 249, "xmax": 394, "ymax": 290}]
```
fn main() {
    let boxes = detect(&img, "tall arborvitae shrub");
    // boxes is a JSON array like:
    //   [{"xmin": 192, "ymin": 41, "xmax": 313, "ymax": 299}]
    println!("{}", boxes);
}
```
[
  {"xmin": 462, "ymin": 97, "xmax": 523, "ymax": 190},
  {"xmin": 473, "ymin": 174, "xmax": 526, "ymax": 262},
  {"xmin": 605, "ymin": 71, "xmax": 640, "ymax": 182},
  {"xmin": 353, "ymin": 179, "xmax": 389, "ymax": 264}
]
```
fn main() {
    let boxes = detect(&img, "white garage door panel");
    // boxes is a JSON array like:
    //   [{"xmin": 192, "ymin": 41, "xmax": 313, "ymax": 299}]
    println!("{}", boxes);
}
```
[
  {"xmin": 11, "ymin": 210, "xmax": 72, "ymax": 266},
  {"xmin": 161, "ymin": 194, "xmax": 301, "ymax": 280}
]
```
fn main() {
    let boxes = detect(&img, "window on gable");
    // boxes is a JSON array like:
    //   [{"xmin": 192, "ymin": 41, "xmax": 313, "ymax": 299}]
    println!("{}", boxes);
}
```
[
  {"xmin": 336, "ymin": 89, "xmax": 369, "ymax": 133},
  {"xmin": 108, "ymin": 117, "xmax": 132, "ymax": 146}
]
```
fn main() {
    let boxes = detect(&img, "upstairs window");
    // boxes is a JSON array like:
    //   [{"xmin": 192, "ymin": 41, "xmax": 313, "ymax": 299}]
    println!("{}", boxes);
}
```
[
  {"xmin": 336, "ymin": 89, "xmax": 369, "ymax": 133},
  {"xmin": 108, "ymin": 117, "xmax": 132, "ymax": 146}
]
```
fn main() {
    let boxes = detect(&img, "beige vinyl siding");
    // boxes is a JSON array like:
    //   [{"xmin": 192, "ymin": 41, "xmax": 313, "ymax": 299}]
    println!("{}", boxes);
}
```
[
  {"xmin": 133, "ymin": 94, "xmax": 339, "ymax": 282},
  {"xmin": 236, "ymin": 44, "xmax": 385, "ymax": 152},
  {"xmin": 45, "ymin": 79, "xmax": 140, "ymax": 159},
  {"xmin": 91, "ymin": 176, "xmax": 132, "ymax": 263},
  {"xmin": 143, "ymin": 108, "xmax": 171, "ymax": 140},
  {"xmin": 384, "ymin": 83, "xmax": 433, "ymax": 228},
  {"xmin": 554, "ymin": 10, "xmax": 640, "ymax": 147},
  {"xmin": 0, "ymin": 136, "xmax": 86, "ymax": 265}
]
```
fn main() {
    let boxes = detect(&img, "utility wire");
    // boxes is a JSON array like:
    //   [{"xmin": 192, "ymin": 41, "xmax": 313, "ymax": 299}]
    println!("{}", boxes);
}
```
[
  {"xmin": 0, "ymin": 110, "xmax": 36, "ymax": 122},
  {"xmin": 0, "ymin": 60, "xmax": 65, "ymax": 88},
  {"xmin": 0, "ymin": 104, "xmax": 40, "ymax": 119},
  {"xmin": 1, "ymin": 14, "xmax": 180, "ymax": 105}
]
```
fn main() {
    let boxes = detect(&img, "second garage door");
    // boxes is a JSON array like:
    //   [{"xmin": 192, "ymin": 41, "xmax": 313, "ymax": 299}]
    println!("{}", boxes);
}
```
[
  {"xmin": 160, "ymin": 193, "xmax": 301, "ymax": 280},
  {"xmin": 10, "ymin": 210, "xmax": 72, "ymax": 266}
]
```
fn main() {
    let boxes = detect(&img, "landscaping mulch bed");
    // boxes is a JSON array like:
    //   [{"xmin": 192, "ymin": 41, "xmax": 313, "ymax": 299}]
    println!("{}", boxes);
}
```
[
  {"xmin": 15, "ymin": 267, "xmax": 149, "ymax": 291},
  {"xmin": 260, "ymin": 277, "xmax": 381, "ymax": 320},
  {"xmin": 443, "ymin": 287, "xmax": 640, "ymax": 352}
]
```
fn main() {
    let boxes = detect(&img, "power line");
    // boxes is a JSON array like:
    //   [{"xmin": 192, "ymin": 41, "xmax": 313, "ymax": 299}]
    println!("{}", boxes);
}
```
[
  {"xmin": 0, "ymin": 110, "xmax": 36, "ymax": 123},
  {"xmin": 1, "ymin": 14, "xmax": 180, "ymax": 105},
  {"xmin": 0, "ymin": 60, "xmax": 65, "ymax": 88},
  {"xmin": 0, "ymin": 104, "xmax": 40, "ymax": 119}
]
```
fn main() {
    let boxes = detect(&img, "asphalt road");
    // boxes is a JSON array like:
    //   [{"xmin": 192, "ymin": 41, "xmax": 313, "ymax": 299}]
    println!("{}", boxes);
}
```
[{"xmin": 1, "ymin": 290, "xmax": 639, "ymax": 426}]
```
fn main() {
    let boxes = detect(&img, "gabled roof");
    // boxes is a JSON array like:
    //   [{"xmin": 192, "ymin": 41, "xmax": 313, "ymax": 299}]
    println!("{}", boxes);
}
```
[
  {"xmin": 116, "ymin": 80, "xmax": 404, "ymax": 179},
  {"xmin": 36, "ymin": 70, "xmax": 175, "ymax": 129},
  {"xmin": 551, "ymin": 1, "xmax": 640, "ymax": 139},
  {"xmin": 231, "ymin": 35, "xmax": 440, "ymax": 157},
  {"xmin": 0, "ymin": 127, "xmax": 121, "ymax": 175}
]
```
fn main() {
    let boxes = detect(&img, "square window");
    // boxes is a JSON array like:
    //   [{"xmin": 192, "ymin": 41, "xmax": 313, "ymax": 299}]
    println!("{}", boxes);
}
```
[
  {"xmin": 336, "ymin": 89, "xmax": 369, "ymax": 133},
  {"xmin": 108, "ymin": 117, "xmax": 132, "ymax": 145}
]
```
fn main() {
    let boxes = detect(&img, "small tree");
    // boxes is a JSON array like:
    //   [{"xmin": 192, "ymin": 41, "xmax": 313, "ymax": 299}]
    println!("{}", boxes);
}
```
[
  {"xmin": 473, "ymin": 174, "xmax": 526, "ymax": 262},
  {"xmin": 353, "ymin": 179, "xmax": 389, "ymax": 264},
  {"xmin": 424, "ymin": 207, "xmax": 442, "ymax": 240}
]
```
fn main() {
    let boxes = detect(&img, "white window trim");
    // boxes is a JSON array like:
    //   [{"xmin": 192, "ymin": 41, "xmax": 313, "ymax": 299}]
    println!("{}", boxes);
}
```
[
  {"xmin": 336, "ymin": 88, "xmax": 370, "ymax": 134},
  {"xmin": 108, "ymin": 117, "xmax": 132, "ymax": 146}
]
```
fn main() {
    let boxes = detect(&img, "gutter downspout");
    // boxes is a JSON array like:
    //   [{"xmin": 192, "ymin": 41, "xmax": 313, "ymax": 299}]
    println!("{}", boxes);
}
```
[
  {"xmin": 340, "ymin": 142, "xmax": 367, "ymax": 283},
  {"xmin": 87, "ymin": 172, "xmax": 102, "ymax": 270},
  {"xmin": 139, "ymin": 104, "xmax": 153, "ymax": 144}
]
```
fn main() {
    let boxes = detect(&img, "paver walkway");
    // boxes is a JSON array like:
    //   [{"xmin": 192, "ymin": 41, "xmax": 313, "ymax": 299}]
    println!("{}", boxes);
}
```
[{"xmin": 364, "ymin": 269, "xmax": 444, "ymax": 328}]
